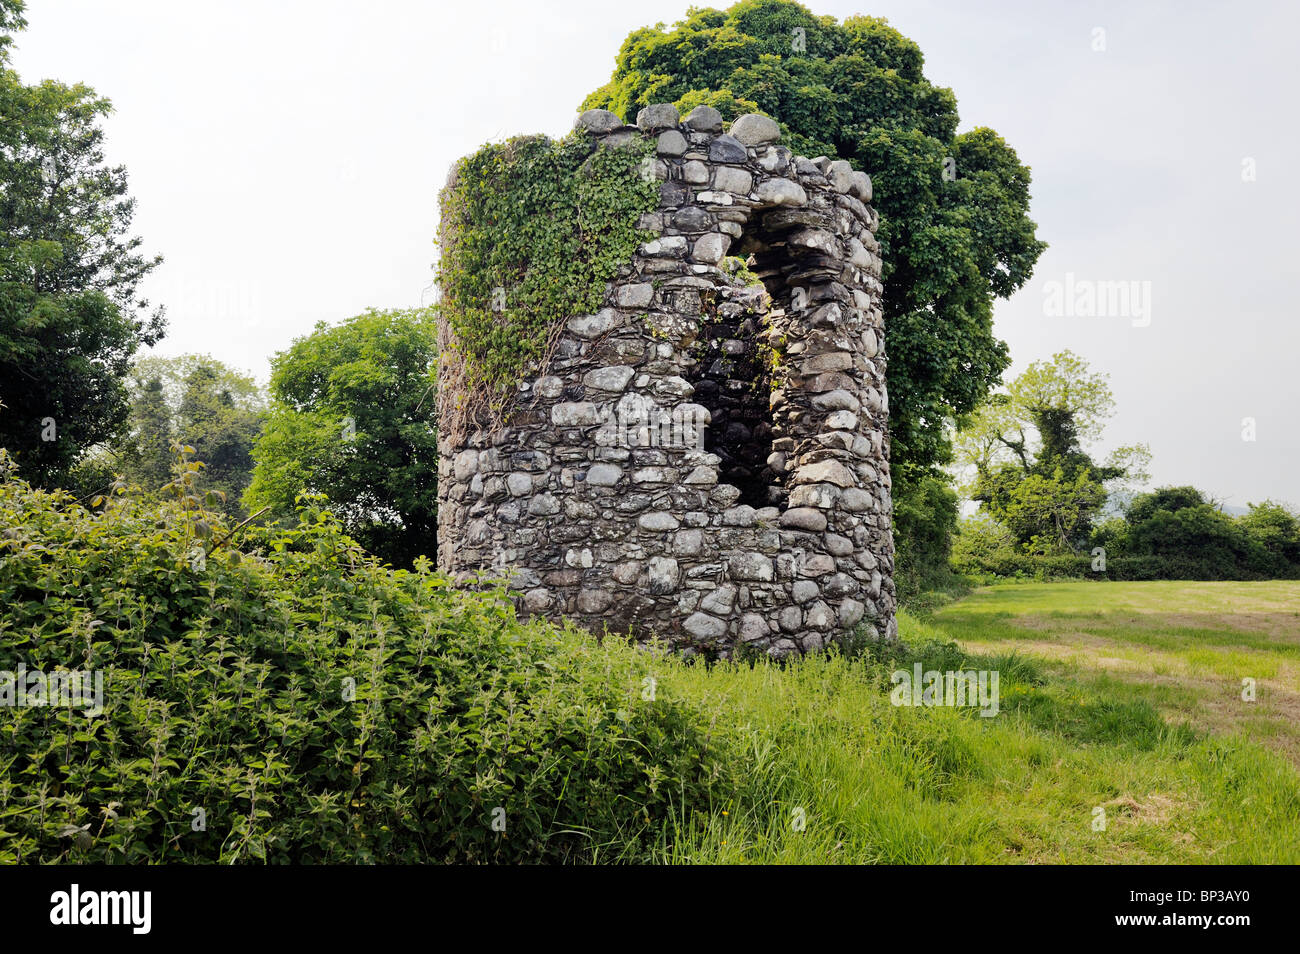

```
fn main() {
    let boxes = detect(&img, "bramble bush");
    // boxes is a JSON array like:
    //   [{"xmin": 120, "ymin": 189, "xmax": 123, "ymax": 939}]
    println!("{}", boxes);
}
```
[{"xmin": 0, "ymin": 450, "xmax": 731, "ymax": 863}]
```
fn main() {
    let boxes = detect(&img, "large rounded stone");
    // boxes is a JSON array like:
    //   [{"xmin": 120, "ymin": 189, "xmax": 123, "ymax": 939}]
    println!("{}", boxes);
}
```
[
  {"xmin": 701, "ymin": 584, "xmax": 737, "ymax": 615},
  {"xmin": 453, "ymin": 450, "xmax": 479, "ymax": 481},
  {"xmin": 779, "ymin": 507, "xmax": 828, "ymax": 532},
  {"xmin": 849, "ymin": 171, "xmax": 873, "ymax": 201},
  {"xmin": 575, "ymin": 109, "xmax": 622, "ymax": 134},
  {"xmin": 528, "ymin": 493, "xmax": 560, "ymax": 516},
  {"xmin": 801, "ymin": 554, "xmax": 836, "ymax": 578},
  {"xmin": 728, "ymin": 552, "xmax": 774, "ymax": 581},
  {"xmin": 755, "ymin": 178, "xmax": 807, "ymax": 207},
  {"xmin": 804, "ymin": 600, "xmax": 834, "ymax": 630},
  {"xmin": 825, "ymin": 410, "xmax": 858, "ymax": 431},
  {"xmin": 583, "ymin": 365, "xmax": 635, "ymax": 392},
  {"xmin": 684, "ymin": 105, "xmax": 723, "ymax": 132},
  {"xmin": 612, "ymin": 561, "xmax": 641, "ymax": 584},
  {"xmin": 712, "ymin": 166, "xmax": 753, "ymax": 195},
  {"xmin": 798, "ymin": 632, "xmax": 826, "ymax": 653},
  {"xmin": 824, "ymin": 572, "xmax": 858, "ymax": 597},
  {"xmin": 838, "ymin": 598, "xmax": 866, "ymax": 626},
  {"xmin": 862, "ymin": 328, "xmax": 880, "ymax": 358},
  {"xmin": 684, "ymin": 612, "xmax": 728, "ymax": 638},
  {"xmin": 615, "ymin": 283, "xmax": 654, "ymax": 308},
  {"xmin": 637, "ymin": 103, "xmax": 680, "ymax": 131},
  {"xmin": 795, "ymin": 460, "xmax": 857, "ymax": 488},
  {"xmin": 683, "ymin": 466, "xmax": 717, "ymax": 486},
  {"xmin": 812, "ymin": 389, "xmax": 860, "ymax": 413},
  {"xmin": 586, "ymin": 463, "xmax": 622, "ymax": 486},
  {"xmin": 682, "ymin": 160, "xmax": 709, "ymax": 184},
  {"xmin": 657, "ymin": 129, "xmax": 688, "ymax": 156},
  {"xmin": 824, "ymin": 533, "xmax": 853, "ymax": 556},
  {"xmin": 718, "ymin": 505, "xmax": 755, "ymax": 527},
  {"xmin": 827, "ymin": 159, "xmax": 854, "ymax": 193},
  {"xmin": 577, "ymin": 588, "xmax": 614, "ymax": 613},
  {"xmin": 673, "ymin": 528, "xmax": 704, "ymax": 555},
  {"xmin": 673, "ymin": 206, "xmax": 713, "ymax": 232},
  {"xmin": 647, "ymin": 557, "xmax": 680, "ymax": 594},
  {"xmin": 729, "ymin": 113, "xmax": 781, "ymax": 145},
  {"xmin": 709, "ymin": 135, "xmax": 748, "ymax": 163},
  {"xmin": 638, "ymin": 511, "xmax": 680, "ymax": 531},
  {"xmin": 792, "ymin": 579, "xmax": 819, "ymax": 603},
  {"xmin": 523, "ymin": 589, "xmax": 552, "ymax": 613},
  {"xmin": 534, "ymin": 375, "xmax": 564, "ymax": 398},
  {"xmin": 551, "ymin": 402, "xmax": 600, "ymax": 426},
  {"xmin": 692, "ymin": 232, "xmax": 729, "ymax": 265},
  {"xmin": 788, "ymin": 483, "xmax": 840, "ymax": 509},
  {"xmin": 567, "ymin": 308, "xmax": 618, "ymax": 339},
  {"xmin": 740, "ymin": 614, "xmax": 770, "ymax": 641},
  {"xmin": 839, "ymin": 488, "xmax": 873, "ymax": 512}
]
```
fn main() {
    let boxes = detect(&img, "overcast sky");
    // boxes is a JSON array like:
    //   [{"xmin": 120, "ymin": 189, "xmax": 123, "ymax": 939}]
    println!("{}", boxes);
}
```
[{"xmin": 11, "ymin": 0, "xmax": 1298, "ymax": 507}]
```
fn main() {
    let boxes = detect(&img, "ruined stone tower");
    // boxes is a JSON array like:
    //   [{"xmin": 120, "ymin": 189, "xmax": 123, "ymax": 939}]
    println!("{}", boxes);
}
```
[{"xmin": 436, "ymin": 103, "xmax": 896, "ymax": 657}]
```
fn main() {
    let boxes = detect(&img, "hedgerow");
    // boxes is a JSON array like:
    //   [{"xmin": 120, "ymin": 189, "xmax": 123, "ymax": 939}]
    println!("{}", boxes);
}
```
[{"xmin": 0, "ymin": 450, "xmax": 731, "ymax": 863}]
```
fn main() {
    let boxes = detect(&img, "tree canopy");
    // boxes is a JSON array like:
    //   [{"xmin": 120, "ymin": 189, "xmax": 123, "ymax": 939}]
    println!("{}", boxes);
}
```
[
  {"xmin": 581, "ymin": 0, "xmax": 1047, "ymax": 482},
  {"xmin": 0, "ymin": 0, "xmax": 163, "ymax": 486},
  {"xmin": 955, "ymin": 350, "xmax": 1149, "ymax": 553},
  {"xmin": 244, "ymin": 307, "xmax": 439, "ymax": 567},
  {"xmin": 96, "ymin": 355, "xmax": 267, "ymax": 515}
]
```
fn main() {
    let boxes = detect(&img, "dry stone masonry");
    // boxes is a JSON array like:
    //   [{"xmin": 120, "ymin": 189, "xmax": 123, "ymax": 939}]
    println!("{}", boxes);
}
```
[{"xmin": 437, "ymin": 103, "xmax": 896, "ymax": 657}]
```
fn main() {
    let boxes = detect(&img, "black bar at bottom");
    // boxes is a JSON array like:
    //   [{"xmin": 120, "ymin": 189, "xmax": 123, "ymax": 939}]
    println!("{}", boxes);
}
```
[{"xmin": 0, "ymin": 864, "xmax": 1278, "ymax": 941}]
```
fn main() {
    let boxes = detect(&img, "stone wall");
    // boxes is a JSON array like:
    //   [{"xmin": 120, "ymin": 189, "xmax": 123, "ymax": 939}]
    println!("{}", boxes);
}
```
[{"xmin": 436, "ymin": 103, "xmax": 896, "ymax": 657}]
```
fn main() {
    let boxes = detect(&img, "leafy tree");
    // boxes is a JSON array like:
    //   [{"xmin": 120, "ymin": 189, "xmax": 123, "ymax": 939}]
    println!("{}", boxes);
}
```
[
  {"xmin": 891, "ymin": 472, "xmax": 960, "ymax": 599},
  {"xmin": 950, "ymin": 511, "xmax": 1019, "ymax": 570},
  {"xmin": 103, "ymin": 355, "xmax": 266, "ymax": 515},
  {"xmin": 955, "ymin": 350, "xmax": 1149, "ymax": 553},
  {"xmin": 1000, "ymin": 470, "xmax": 1107, "ymax": 554},
  {"xmin": 245, "ymin": 308, "xmax": 439, "ymax": 567},
  {"xmin": 1238, "ymin": 500, "xmax": 1300, "ymax": 566},
  {"xmin": 1117, "ymin": 487, "xmax": 1298, "ymax": 578},
  {"xmin": 1125, "ymin": 492, "xmax": 1254, "ymax": 573},
  {"xmin": 582, "ymin": 0, "xmax": 1047, "ymax": 483},
  {"xmin": 116, "ymin": 376, "xmax": 172, "ymax": 490},
  {"xmin": 0, "ymin": 0, "xmax": 163, "ymax": 486},
  {"xmin": 1124, "ymin": 485, "xmax": 1207, "ymax": 526}
]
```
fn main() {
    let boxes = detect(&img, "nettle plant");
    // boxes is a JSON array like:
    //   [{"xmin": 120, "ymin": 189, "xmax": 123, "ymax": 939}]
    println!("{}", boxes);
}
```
[
  {"xmin": 0, "ymin": 447, "xmax": 732, "ymax": 863},
  {"xmin": 436, "ymin": 130, "xmax": 659, "ymax": 438}
]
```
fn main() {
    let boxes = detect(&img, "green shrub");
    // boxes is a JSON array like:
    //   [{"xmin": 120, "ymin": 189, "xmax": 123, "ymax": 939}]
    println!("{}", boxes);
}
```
[
  {"xmin": 1238, "ymin": 500, "xmax": 1300, "ymax": 565},
  {"xmin": 0, "ymin": 451, "xmax": 730, "ymax": 863},
  {"xmin": 1117, "ymin": 487, "xmax": 1298, "ymax": 579},
  {"xmin": 952, "ymin": 502, "xmax": 1300, "ymax": 583},
  {"xmin": 893, "ymin": 472, "xmax": 967, "ymax": 604}
]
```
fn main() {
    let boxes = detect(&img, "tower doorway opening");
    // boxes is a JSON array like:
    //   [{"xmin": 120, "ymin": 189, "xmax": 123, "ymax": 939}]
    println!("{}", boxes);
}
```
[{"xmin": 690, "ymin": 217, "xmax": 809, "ymax": 511}]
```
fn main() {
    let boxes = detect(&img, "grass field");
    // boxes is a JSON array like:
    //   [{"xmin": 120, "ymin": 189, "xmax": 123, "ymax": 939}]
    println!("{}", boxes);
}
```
[
  {"xmin": 656, "ymin": 580, "xmax": 1300, "ymax": 864},
  {"xmin": 933, "ymin": 581, "xmax": 1300, "ymax": 766}
]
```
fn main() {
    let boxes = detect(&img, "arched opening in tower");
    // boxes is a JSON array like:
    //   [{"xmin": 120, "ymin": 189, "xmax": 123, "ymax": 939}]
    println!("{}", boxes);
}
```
[{"xmin": 690, "ymin": 217, "xmax": 807, "ymax": 511}]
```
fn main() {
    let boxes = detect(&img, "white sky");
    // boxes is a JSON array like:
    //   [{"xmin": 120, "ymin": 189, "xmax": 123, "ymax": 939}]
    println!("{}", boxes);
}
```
[{"xmin": 11, "ymin": 0, "xmax": 1299, "ymax": 507}]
